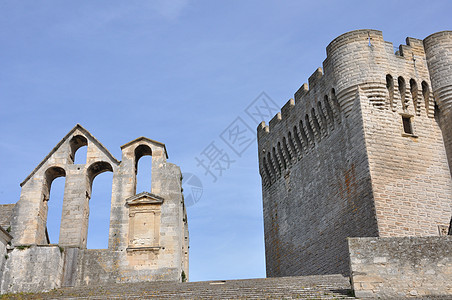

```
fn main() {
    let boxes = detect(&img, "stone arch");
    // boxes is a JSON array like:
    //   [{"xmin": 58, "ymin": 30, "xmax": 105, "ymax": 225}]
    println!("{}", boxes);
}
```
[
  {"xmin": 41, "ymin": 166, "xmax": 67, "ymax": 245},
  {"xmin": 69, "ymin": 135, "xmax": 88, "ymax": 164},
  {"xmin": 134, "ymin": 144, "xmax": 153, "ymax": 194},
  {"xmin": 86, "ymin": 161, "xmax": 114, "ymax": 249}
]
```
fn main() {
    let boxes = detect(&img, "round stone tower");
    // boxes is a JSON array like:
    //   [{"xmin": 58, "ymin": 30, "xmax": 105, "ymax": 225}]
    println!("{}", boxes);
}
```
[{"xmin": 424, "ymin": 31, "xmax": 452, "ymax": 174}]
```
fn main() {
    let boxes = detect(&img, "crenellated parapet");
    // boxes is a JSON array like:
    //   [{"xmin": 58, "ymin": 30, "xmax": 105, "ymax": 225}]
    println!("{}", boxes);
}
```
[{"xmin": 257, "ymin": 29, "xmax": 444, "ymax": 186}]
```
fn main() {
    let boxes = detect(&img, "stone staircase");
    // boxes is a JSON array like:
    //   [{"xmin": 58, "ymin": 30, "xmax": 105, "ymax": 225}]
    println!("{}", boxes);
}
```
[{"xmin": 1, "ymin": 274, "xmax": 357, "ymax": 299}]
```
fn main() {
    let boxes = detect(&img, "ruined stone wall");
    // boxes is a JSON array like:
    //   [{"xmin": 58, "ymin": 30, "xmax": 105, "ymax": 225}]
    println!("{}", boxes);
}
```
[
  {"xmin": 1, "ymin": 246, "xmax": 64, "ymax": 294},
  {"xmin": 1, "ymin": 126, "xmax": 188, "ymax": 293},
  {"xmin": 258, "ymin": 29, "xmax": 452, "ymax": 277},
  {"xmin": 348, "ymin": 236, "xmax": 452, "ymax": 298},
  {"xmin": 424, "ymin": 31, "xmax": 452, "ymax": 179},
  {"xmin": 0, "ymin": 204, "xmax": 15, "ymax": 230}
]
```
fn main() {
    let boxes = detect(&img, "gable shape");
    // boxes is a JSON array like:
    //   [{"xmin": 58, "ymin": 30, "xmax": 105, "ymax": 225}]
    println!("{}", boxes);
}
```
[
  {"xmin": 20, "ymin": 124, "xmax": 120, "ymax": 187},
  {"xmin": 121, "ymin": 136, "xmax": 169, "ymax": 159}
]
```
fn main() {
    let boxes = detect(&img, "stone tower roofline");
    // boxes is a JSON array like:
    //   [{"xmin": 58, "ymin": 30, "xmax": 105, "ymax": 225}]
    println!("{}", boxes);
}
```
[
  {"xmin": 120, "ymin": 136, "xmax": 169, "ymax": 159},
  {"xmin": 20, "ymin": 124, "xmax": 120, "ymax": 187},
  {"xmin": 257, "ymin": 29, "xmax": 442, "ymax": 139}
]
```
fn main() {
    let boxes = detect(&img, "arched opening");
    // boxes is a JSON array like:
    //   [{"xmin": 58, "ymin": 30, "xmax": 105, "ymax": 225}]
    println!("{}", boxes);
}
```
[
  {"xmin": 422, "ymin": 81, "xmax": 430, "ymax": 115},
  {"xmin": 398, "ymin": 76, "xmax": 406, "ymax": 110},
  {"xmin": 410, "ymin": 79, "xmax": 418, "ymax": 114},
  {"xmin": 135, "ymin": 144, "xmax": 152, "ymax": 194},
  {"xmin": 43, "ymin": 166, "xmax": 66, "ymax": 245},
  {"xmin": 70, "ymin": 135, "xmax": 88, "ymax": 164},
  {"xmin": 87, "ymin": 161, "xmax": 113, "ymax": 249},
  {"xmin": 386, "ymin": 74, "xmax": 394, "ymax": 108}
]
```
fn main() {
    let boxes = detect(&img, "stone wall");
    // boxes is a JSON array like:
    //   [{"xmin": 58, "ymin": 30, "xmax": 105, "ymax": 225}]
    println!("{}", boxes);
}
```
[
  {"xmin": 348, "ymin": 236, "xmax": 452, "ymax": 298},
  {"xmin": 258, "ymin": 29, "xmax": 452, "ymax": 277},
  {"xmin": 1, "ymin": 246, "xmax": 64, "ymax": 294},
  {"xmin": 0, "ymin": 125, "xmax": 188, "ymax": 294},
  {"xmin": 0, "ymin": 204, "xmax": 15, "ymax": 230}
]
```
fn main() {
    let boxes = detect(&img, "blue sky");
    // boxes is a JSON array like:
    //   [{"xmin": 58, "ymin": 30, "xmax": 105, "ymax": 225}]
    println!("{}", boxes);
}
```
[{"xmin": 0, "ymin": 1, "xmax": 451, "ymax": 282}]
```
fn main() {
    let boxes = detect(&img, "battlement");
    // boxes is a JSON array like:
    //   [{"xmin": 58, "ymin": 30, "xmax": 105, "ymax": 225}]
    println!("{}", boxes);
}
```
[
  {"xmin": 259, "ymin": 29, "xmax": 452, "ymax": 279},
  {"xmin": 256, "ymin": 29, "xmax": 449, "ymax": 187}
]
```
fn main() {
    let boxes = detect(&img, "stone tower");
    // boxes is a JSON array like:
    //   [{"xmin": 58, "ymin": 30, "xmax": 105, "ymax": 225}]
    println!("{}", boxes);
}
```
[
  {"xmin": 0, "ymin": 124, "xmax": 188, "ymax": 293},
  {"xmin": 257, "ymin": 30, "xmax": 452, "ymax": 277}
]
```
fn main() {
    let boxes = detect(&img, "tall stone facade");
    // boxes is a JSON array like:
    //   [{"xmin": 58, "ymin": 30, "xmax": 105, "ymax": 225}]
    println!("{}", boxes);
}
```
[
  {"xmin": 0, "ymin": 124, "xmax": 188, "ymax": 293},
  {"xmin": 258, "ymin": 30, "xmax": 452, "ymax": 277}
]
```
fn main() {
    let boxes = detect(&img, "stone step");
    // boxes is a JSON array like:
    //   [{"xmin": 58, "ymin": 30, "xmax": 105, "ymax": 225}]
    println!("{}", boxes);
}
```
[{"xmin": 1, "ymin": 274, "xmax": 358, "ymax": 299}]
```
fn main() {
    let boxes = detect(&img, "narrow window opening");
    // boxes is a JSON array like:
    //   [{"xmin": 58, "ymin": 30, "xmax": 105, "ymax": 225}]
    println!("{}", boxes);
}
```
[
  {"xmin": 398, "ymin": 76, "xmax": 406, "ymax": 110},
  {"xmin": 74, "ymin": 145, "xmax": 88, "ymax": 164},
  {"xmin": 43, "ymin": 166, "xmax": 66, "ymax": 245},
  {"xmin": 410, "ymin": 79, "xmax": 418, "ymax": 114},
  {"xmin": 386, "ymin": 74, "xmax": 394, "ymax": 108},
  {"xmin": 46, "ymin": 176, "xmax": 65, "ymax": 244},
  {"xmin": 402, "ymin": 116, "xmax": 413, "ymax": 135},
  {"xmin": 87, "ymin": 170, "xmax": 113, "ymax": 249},
  {"xmin": 134, "ymin": 145, "xmax": 152, "ymax": 194},
  {"xmin": 422, "ymin": 81, "xmax": 430, "ymax": 115}
]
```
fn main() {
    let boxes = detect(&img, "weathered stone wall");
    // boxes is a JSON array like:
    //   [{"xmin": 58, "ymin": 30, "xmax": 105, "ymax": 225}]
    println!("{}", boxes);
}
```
[
  {"xmin": 424, "ymin": 31, "xmax": 452, "ymax": 180},
  {"xmin": 1, "ymin": 246, "xmax": 64, "ymax": 294},
  {"xmin": 258, "ymin": 66, "xmax": 380, "ymax": 276},
  {"xmin": 348, "ymin": 236, "xmax": 452, "ymax": 298},
  {"xmin": 75, "ymin": 249, "xmax": 178, "ymax": 286},
  {"xmin": 1, "ymin": 126, "xmax": 188, "ymax": 294},
  {"xmin": 258, "ymin": 29, "xmax": 452, "ymax": 277},
  {"xmin": 0, "ymin": 204, "xmax": 15, "ymax": 230}
]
